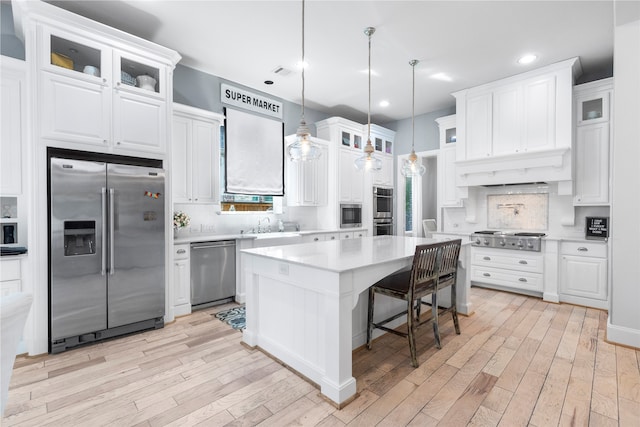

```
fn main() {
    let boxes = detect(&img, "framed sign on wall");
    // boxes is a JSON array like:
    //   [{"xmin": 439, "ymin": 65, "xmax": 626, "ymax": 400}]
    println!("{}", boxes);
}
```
[{"xmin": 585, "ymin": 216, "xmax": 609, "ymax": 240}]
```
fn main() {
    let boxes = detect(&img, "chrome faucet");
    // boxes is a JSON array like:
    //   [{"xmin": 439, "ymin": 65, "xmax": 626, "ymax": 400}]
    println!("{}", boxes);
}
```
[{"xmin": 258, "ymin": 217, "xmax": 271, "ymax": 233}]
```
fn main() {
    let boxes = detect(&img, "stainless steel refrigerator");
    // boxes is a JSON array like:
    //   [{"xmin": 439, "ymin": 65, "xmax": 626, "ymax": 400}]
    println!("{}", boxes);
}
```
[{"xmin": 49, "ymin": 153, "xmax": 165, "ymax": 353}]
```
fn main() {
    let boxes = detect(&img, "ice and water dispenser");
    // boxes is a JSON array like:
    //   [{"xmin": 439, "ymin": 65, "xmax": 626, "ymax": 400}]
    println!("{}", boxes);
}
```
[{"xmin": 63, "ymin": 220, "xmax": 96, "ymax": 256}]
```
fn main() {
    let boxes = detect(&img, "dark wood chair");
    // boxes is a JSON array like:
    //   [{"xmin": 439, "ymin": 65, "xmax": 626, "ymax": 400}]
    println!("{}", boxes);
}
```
[
  {"xmin": 366, "ymin": 242, "xmax": 442, "ymax": 368},
  {"xmin": 418, "ymin": 239, "xmax": 462, "ymax": 349}
]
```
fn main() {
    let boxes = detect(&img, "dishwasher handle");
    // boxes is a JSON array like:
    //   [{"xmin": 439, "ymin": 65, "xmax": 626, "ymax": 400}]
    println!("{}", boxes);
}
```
[{"xmin": 191, "ymin": 240, "xmax": 236, "ymax": 250}]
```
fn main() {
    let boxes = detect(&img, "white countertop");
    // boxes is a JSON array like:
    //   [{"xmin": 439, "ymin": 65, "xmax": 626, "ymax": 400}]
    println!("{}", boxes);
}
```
[
  {"xmin": 173, "ymin": 228, "xmax": 369, "ymax": 245},
  {"xmin": 241, "ymin": 235, "xmax": 467, "ymax": 273}
]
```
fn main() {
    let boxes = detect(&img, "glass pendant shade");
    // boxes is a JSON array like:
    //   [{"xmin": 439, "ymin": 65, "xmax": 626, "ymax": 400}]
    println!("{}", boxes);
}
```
[
  {"xmin": 401, "ymin": 59, "xmax": 426, "ymax": 177},
  {"xmin": 354, "ymin": 139, "xmax": 383, "ymax": 171},
  {"xmin": 288, "ymin": 0, "xmax": 321, "ymax": 162},
  {"xmin": 288, "ymin": 120, "xmax": 321, "ymax": 161},
  {"xmin": 401, "ymin": 150, "xmax": 426, "ymax": 177},
  {"xmin": 355, "ymin": 27, "xmax": 382, "ymax": 172}
]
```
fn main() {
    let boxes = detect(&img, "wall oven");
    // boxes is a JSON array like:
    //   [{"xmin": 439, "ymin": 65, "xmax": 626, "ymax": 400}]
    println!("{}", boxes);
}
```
[
  {"xmin": 373, "ymin": 219, "xmax": 393, "ymax": 236},
  {"xmin": 373, "ymin": 186, "xmax": 393, "ymax": 219},
  {"xmin": 340, "ymin": 204, "xmax": 362, "ymax": 228}
]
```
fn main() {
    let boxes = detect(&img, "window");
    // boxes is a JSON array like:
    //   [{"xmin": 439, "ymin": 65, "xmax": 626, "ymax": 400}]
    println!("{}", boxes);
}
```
[
  {"xmin": 405, "ymin": 177, "xmax": 413, "ymax": 232},
  {"xmin": 219, "ymin": 126, "xmax": 273, "ymax": 212}
]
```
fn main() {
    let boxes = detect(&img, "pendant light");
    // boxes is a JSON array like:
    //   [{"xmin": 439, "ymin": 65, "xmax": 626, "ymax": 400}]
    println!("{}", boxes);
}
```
[
  {"xmin": 401, "ymin": 59, "xmax": 426, "ymax": 177},
  {"xmin": 354, "ymin": 27, "xmax": 382, "ymax": 172},
  {"xmin": 287, "ymin": 0, "xmax": 321, "ymax": 162}
]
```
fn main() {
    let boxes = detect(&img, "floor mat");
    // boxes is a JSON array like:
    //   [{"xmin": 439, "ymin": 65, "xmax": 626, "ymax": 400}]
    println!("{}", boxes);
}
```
[{"xmin": 214, "ymin": 305, "xmax": 245, "ymax": 331}]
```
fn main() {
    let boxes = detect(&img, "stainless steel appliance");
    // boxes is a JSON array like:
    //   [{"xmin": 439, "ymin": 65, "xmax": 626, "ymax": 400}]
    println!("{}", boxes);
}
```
[
  {"xmin": 190, "ymin": 240, "xmax": 236, "ymax": 309},
  {"xmin": 470, "ymin": 230, "xmax": 545, "ymax": 252},
  {"xmin": 49, "ymin": 151, "xmax": 165, "ymax": 353},
  {"xmin": 373, "ymin": 186, "xmax": 393, "ymax": 219},
  {"xmin": 340, "ymin": 203, "xmax": 362, "ymax": 228},
  {"xmin": 373, "ymin": 218, "xmax": 394, "ymax": 236}
]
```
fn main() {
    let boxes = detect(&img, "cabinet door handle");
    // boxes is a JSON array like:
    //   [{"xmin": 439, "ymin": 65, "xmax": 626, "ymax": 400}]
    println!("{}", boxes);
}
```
[
  {"xmin": 313, "ymin": 237, "xmax": 319, "ymax": 241},
  {"xmin": 483, "ymin": 273, "xmax": 491, "ymax": 277},
  {"xmin": 519, "ymin": 278, "xmax": 528, "ymax": 282},
  {"xmin": 176, "ymin": 249, "xmax": 186, "ymax": 254},
  {"xmin": 345, "ymin": 235, "xmax": 350, "ymax": 238},
  {"xmin": 519, "ymin": 260, "xmax": 528, "ymax": 264},
  {"xmin": 483, "ymin": 256, "xmax": 491, "ymax": 261},
  {"xmin": 577, "ymin": 247, "xmax": 588, "ymax": 252},
  {"xmin": 331, "ymin": 236, "xmax": 336, "ymax": 240}
]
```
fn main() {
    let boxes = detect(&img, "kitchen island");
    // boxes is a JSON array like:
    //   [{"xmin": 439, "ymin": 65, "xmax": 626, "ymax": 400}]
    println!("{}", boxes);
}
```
[{"xmin": 241, "ymin": 235, "xmax": 471, "ymax": 406}]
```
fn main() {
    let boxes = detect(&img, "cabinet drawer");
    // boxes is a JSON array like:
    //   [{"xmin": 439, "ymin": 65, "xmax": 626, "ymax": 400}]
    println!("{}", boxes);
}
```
[
  {"xmin": 560, "ymin": 242, "xmax": 607, "ymax": 258},
  {"xmin": 0, "ymin": 259, "xmax": 21, "ymax": 281},
  {"xmin": 471, "ymin": 250, "xmax": 543, "ymax": 273},
  {"xmin": 471, "ymin": 266, "xmax": 543, "ymax": 292},
  {"xmin": 173, "ymin": 244, "xmax": 190, "ymax": 260}
]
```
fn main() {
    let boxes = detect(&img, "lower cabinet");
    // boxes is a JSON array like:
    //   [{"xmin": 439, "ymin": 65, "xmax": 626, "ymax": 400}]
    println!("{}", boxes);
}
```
[
  {"xmin": 0, "ymin": 257, "xmax": 27, "ymax": 354},
  {"xmin": 559, "ymin": 241, "xmax": 608, "ymax": 309},
  {"xmin": 173, "ymin": 244, "xmax": 191, "ymax": 316},
  {"xmin": 470, "ymin": 247, "xmax": 543, "ymax": 294}
]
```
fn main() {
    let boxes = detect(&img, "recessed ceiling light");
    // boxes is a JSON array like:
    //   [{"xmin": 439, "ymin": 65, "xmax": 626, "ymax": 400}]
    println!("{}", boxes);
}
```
[
  {"xmin": 430, "ymin": 72, "xmax": 452, "ymax": 82},
  {"xmin": 379, "ymin": 100, "xmax": 390, "ymax": 107},
  {"xmin": 264, "ymin": 80, "xmax": 274, "ymax": 85},
  {"xmin": 518, "ymin": 54, "xmax": 537, "ymax": 64}
]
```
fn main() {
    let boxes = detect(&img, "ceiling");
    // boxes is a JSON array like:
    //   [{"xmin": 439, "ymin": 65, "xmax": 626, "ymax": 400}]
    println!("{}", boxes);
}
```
[{"xmin": 43, "ymin": 0, "xmax": 615, "ymax": 124}]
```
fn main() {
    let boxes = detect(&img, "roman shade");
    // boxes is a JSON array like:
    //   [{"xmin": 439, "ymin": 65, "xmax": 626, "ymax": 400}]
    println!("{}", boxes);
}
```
[{"xmin": 224, "ymin": 107, "xmax": 284, "ymax": 196}]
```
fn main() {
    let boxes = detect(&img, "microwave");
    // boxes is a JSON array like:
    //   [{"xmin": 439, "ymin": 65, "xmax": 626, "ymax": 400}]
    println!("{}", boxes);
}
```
[
  {"xmin": 373, "ymin": 186, "xmax": 393, "ymax": 219},
  {"xmin": 340, "ymin": 204, "xmax": 362, "ymax": 228}
]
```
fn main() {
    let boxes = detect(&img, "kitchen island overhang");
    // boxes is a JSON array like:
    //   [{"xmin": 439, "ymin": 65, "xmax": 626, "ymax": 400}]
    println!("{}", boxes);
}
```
[{"xmin": 241, "ymin": 235, "xmax": 471, "ymax": 406}]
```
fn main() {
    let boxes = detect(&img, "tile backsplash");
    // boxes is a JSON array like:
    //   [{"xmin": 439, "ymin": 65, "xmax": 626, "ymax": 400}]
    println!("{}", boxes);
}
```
[{"xmin": 487, "ymin": 193, "xmax": 548, "ymax": 230}]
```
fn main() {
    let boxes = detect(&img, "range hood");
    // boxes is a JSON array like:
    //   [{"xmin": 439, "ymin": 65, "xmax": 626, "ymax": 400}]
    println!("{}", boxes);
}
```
[{"xmin": 455, "ymin": 147, "xmax": 573, "ymax": 195}]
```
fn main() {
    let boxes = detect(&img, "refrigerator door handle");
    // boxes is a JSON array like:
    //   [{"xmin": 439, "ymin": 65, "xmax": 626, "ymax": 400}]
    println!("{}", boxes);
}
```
[
  {"xmin": 109, "ymin": 188, "xmax": 115, "ymax": 275},
  {"xmin": 101, "ymin": 187, "xmax": 107, "ymax": 275}
]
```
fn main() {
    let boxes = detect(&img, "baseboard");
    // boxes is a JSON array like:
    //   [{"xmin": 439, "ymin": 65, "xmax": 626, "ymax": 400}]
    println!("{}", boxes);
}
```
[{"xmin": 607, "ymin": 318, "xmax": 640, "ymax": 349}]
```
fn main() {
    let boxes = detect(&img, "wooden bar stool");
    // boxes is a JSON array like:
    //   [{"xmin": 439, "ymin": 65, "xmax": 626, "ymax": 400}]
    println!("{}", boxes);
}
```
[
  {"xmin": 418, "ymin": 239, "xmax": 462, "ymax": 349},
  {"xmin": 366, "ymin": 242, "xmax": 441, "ymax": 368}
]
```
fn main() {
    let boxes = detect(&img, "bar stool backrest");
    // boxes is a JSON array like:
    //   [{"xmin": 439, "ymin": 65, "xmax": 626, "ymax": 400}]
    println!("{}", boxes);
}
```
[
  {"xmin": 437, "ymin": 239, "xmax": 462, "ymax": 285},
  {"xmin": 409, "ymin": 243, "xmax": 441, "ymax": 299}
]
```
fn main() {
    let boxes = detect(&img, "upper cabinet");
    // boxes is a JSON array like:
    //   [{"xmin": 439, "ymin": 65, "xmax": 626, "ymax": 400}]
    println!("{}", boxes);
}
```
[
  {"xmin": 573, "ymin": 78, "xmax": 613, "ymax": 206},
  {"xmin": 13, "ymin": 0, "xmax": 181, "ymax": 158},
  {"xmin": 0, "ymin": 57, "xmax": 26, "ymax": 196},
  {"xmin": 172, "ymin": 104, "xmax": 224, "ymax": 204},
  {"xmin": 435, "ymin": 114, "xmax": 463, "ymax": 208},
  {"xmin": 453, "ymin": 58, "xmax": 579, "ymax": 188},
  {"xmin": 368, "ymin": 124, "xmax": 395, "ymax": 187},
  {"xmin": 285, "ymin": 135, "xmax": 329, "ymax": 207},
  {"xmin": 317, "ymin": 117, "xmax": 364, "ymax": 152}
]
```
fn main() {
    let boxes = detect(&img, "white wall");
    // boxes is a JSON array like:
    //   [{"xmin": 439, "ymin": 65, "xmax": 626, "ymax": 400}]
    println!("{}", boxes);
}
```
[{"xmin": 608, "ymin": 10, "xmax": 640, "ymax": 347}]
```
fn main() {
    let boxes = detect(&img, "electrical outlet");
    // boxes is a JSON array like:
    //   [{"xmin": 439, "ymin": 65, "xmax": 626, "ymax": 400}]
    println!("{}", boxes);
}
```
[{"xmin": 278, "ymin": 263, "xmax": 289, "ymax": 276}]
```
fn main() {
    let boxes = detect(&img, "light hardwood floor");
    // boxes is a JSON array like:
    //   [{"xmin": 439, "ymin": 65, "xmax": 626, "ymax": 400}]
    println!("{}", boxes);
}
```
[{"xmin": 3, "ymin": 287, "xmax": 640, "ymax": 426}]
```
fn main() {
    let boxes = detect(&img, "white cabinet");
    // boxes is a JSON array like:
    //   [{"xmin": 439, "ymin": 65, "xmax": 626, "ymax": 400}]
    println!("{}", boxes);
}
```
[
  {"xmin": 0, "ymin": 57, "xmax": 25, "ymax": 195},
  {"xmin": 172, "ymin": 244, "xmax": 191, "ymax": 316},
  {"xmin": 453, "ymin": 58, "xmax": 577, "ymax": 186},
  {"xmin": 172, "ymin": 104, "xmax": 223, "ymax": 203},
  {"xmin": 372, "ymin": 155, "xmax": 394, "ymax": 187},
  {"xmin": 573, "ymin": 78, "xmax": 613, "ymax": 206},
  {"xmin": 0, "ymin": 258, "xmax": 22, "ymax": 296},
  {"xmin": 470, "ymin": 247, "xmax": 544, "ymax": 294},
  {"xmin": 24, "ymin": 8, "xmax": 180, "ymax": 156},
  {"xmin": 285, "ymin": 136, "xmax": 329, "ymax": 207},
  {"xmin": 435, "ymin": 114, "xmax": 462, "ymax": 208},
  {"xmin": 559, "ymin": 241, "xmax": 608, "ymax": 309},
  {"xmin": 339, "ymin": 149, "xmax": 364, "ymax": 203}
]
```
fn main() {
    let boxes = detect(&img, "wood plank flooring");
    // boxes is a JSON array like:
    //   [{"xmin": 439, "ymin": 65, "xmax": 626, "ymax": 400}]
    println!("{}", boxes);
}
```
[{"xmin": 3, "ymin": 287, "xmax": 640, "ymax": 426}]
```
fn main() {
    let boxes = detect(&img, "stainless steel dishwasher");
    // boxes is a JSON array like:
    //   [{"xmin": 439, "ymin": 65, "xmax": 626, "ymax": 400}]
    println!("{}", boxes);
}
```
[{"xmin": 190, "ymin": 240, "xmax": 236, "ymax": 309}]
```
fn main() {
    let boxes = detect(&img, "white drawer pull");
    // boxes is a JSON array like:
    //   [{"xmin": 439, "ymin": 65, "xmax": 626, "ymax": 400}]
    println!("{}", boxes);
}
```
[
  {"xmin": 176, "ymin": 249, "xmax": 186, "ymax": 254},
  {"xmin": 519, "ymin": 260, "xmax": 528, "ymax": 264},
  {"xmin": 519, "ymin": 278, "xmax": 527, "ymax": 282},
  {"xmin": 483, "ymin": 273, "xmax": 491, "ymax": 277},
  {"xmin": 577, "ymin": 247, "xmax": 588, "ymax": 252},
  {"xmin": 483, "ymin": 256, "xmax": 491, "ymax": 261}
]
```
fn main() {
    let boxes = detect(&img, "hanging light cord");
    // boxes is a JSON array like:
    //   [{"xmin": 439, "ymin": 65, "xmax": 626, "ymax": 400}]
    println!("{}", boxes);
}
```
[
  {"xmin": 367, "ymin": 29, "xmax": 371, "ymax": 144},
  {"xmin": 301, "ymin": 0, "xmax": 305, "ymax": 123},
  {"xmin": 411, "ymin": 60, "xmax": 416, "ymax": 152}
]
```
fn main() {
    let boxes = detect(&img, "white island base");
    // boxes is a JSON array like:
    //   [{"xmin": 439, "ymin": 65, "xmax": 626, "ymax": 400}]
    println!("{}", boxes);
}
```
[{"xmin": 241, "ymin": 236, "xmax": 471, "ymax": 406}]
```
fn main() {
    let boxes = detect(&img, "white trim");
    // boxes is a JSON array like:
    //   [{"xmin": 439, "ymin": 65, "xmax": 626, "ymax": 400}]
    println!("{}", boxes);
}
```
[{"xmin": 607, "ymin": 318, "xmax": 640, "ymax": 349}]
